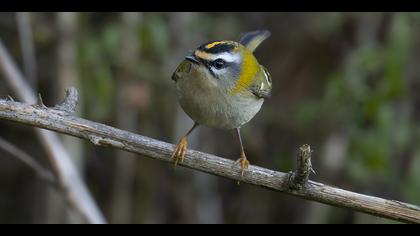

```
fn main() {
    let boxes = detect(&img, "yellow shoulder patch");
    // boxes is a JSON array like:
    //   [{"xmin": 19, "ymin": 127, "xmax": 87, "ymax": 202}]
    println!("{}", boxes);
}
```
[{"xmin": 230, "ymin": 48, "xmax": 259, "ymax": 95}]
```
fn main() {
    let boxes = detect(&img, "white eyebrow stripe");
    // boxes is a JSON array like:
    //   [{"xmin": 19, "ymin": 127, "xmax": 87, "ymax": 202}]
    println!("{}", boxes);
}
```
[{"xmin": 206, "ymin": 52, "xmax": 240, "ymax": 63}]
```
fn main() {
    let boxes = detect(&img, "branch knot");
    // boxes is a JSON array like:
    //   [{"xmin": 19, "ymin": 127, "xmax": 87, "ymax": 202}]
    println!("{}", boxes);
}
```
[
  {"xmin": 53, "ymin": 87, "xmax": 79, "ymax": 113},
  {"xmin": 288, "ymin": 144, "xmax": 314, "ymax": 190}
]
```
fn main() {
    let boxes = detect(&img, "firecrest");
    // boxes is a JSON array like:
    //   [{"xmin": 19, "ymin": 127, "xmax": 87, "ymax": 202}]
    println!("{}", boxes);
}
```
[{"xmin": 171, "ymin": 30, "xmax": 272, "ymax": 177}]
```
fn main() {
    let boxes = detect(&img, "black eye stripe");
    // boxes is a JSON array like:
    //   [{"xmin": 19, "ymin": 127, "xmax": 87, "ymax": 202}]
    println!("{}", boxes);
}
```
[{"xmin": 197, "ymin": 58, "xmax": 227, "ymax": 69}]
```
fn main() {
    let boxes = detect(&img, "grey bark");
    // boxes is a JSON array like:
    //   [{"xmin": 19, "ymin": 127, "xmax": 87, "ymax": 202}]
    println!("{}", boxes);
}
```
[
  {"xmin": 49, "ymin": 12, "xmax": 85, "ymax": 224},
  {"xmin": 110, "ymin": 12, "xmax": 142, "ymax": 224},
  {"xmin": 288, "ymin": 144, "xmax": 315, "ymax": 190},
  {"xmin": 169, "ymin": 12, "xmax": 222, "ymax": 223},
  {"xmin": 0, "ymin": 89, "xmax": 419, "ymax": 224},
  {"xmin": 0, "ymin": 40, "xmax": 106, "ymax": 224}
]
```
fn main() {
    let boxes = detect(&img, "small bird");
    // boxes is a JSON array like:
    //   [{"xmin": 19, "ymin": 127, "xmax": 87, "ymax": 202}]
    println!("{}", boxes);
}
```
[{"xmin": 171, "ymin": 30, "xmax": 272, "ymax": 177}]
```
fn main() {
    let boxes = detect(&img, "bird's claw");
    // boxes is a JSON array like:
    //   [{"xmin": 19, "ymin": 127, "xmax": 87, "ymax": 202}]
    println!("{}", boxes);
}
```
[
  {"xmin": 235, "ymin": 153, "xmax": 249, "ymax": 177},
  {"xmin": 171, "ymin": 136, "xmax": 188, "ymax": 167}
]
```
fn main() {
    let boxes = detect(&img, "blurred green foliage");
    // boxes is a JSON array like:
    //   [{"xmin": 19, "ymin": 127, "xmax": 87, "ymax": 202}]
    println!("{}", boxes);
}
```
[{"xmin": 1, "ymin": 12, "xmax": 420, "ymax": 223}]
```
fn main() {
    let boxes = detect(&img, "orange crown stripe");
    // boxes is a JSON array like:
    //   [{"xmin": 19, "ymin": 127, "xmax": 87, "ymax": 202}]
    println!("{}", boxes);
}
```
[{"xmin": 194, "ymin": 50, "xmax": 213, "ymax": 60}]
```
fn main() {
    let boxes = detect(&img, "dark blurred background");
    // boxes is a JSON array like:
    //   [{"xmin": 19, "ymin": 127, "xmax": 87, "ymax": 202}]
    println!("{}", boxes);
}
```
[{"xmin": 0, "ymin": 12, "xmax": 419, "ymax": 224}]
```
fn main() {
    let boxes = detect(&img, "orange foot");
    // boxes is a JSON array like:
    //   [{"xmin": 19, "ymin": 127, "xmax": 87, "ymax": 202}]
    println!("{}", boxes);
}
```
[
  {"xmin": 235, "ymin": 152, "xmax": 250, "ymax": 177},
  {"xmin": 171, "ymin": 136, "xmax": 188, "ymax": 166}
]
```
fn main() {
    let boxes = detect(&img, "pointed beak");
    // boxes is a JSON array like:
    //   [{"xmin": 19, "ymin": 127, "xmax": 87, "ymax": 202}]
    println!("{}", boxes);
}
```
[{"xmin": 185, "ymin": 55, "xmax": 200, "ymax": 64}]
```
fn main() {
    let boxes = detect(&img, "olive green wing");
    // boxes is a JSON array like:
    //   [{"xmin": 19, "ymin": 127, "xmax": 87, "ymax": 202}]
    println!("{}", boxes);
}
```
[{"xmin": 250, "ymin": 66, "xmax": 272, "ymax": 99}]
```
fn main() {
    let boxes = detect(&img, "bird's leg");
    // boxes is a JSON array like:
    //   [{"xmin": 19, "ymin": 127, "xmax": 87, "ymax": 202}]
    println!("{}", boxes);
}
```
[
  {"xmin": 234, "ymin": 128, "xmax": 249, "ymax": 177},
  {"xmin": 171, "ymin": 122, "xmax": 199, "ymax": 166}
]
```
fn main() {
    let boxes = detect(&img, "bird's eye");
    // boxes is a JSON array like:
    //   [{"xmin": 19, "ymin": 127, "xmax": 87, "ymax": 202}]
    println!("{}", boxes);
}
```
[{"xmin": 212, "ymin": 59, "xmax": 226, "ymax": 70}]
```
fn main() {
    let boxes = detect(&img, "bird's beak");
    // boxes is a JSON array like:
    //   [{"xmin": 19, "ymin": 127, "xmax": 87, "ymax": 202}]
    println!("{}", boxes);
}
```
[{"xmin": 185, "ymin": 55, "xmax": 200, "ymax": 64}]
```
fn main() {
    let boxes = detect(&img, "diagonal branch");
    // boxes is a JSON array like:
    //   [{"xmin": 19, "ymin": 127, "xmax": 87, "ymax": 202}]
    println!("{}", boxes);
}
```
[
  {"xmin": 0, "ymin": 135, "xmax": 56, "ymax": 185},
  {"xmin": 0, "ymin": 89, "xmax": 419, "ymax": 224},
  {"xmin": 0, "ymin": 40, "xmax": 105, "ymax": 224}
]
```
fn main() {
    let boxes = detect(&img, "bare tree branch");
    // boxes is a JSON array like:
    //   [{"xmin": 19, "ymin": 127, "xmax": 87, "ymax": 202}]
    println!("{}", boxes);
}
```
[
  {"xmin": 288, "ymin": 144, "xmax": 315, "ymax": 190},
  {"xmin": 0, "ymin": 135, "xmax": 56, "ymax": 185},
  {"xmin": 0, "ymin": 40, "xmax": 106, "ymax": 224},
  {"xmin": 0, "ymin": 89, "xmax": 419, "ymax": 224}
]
